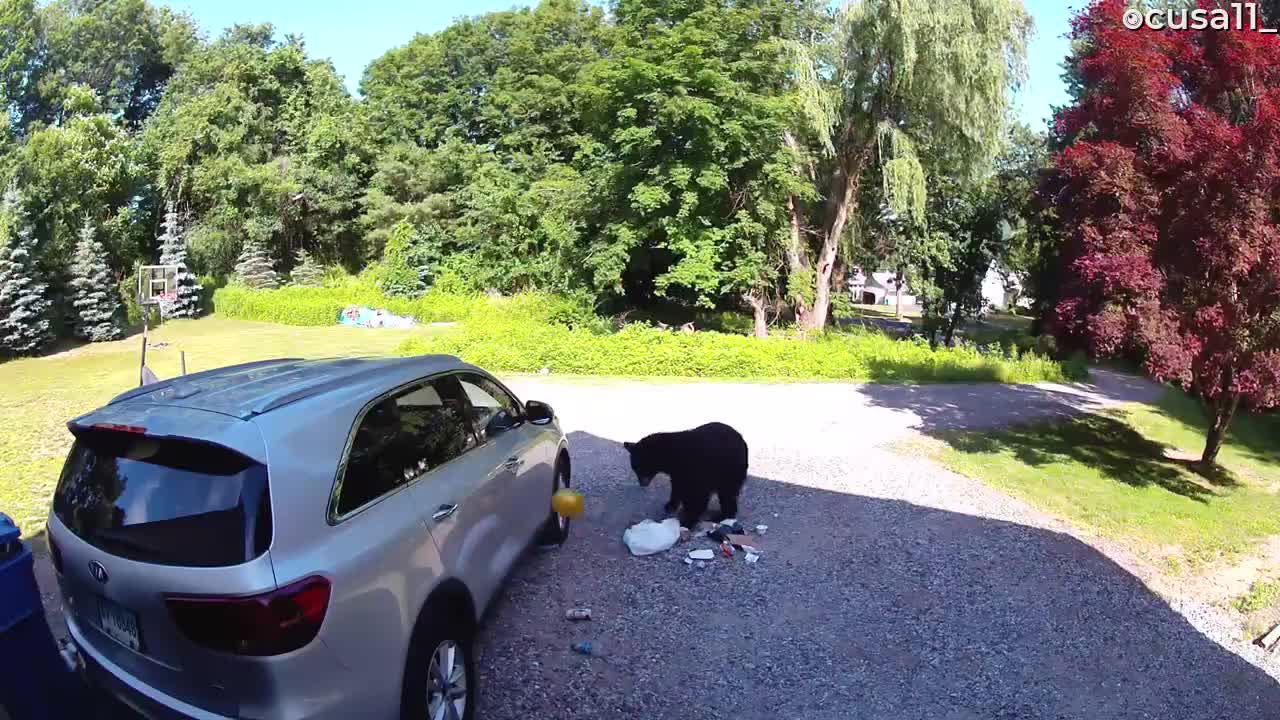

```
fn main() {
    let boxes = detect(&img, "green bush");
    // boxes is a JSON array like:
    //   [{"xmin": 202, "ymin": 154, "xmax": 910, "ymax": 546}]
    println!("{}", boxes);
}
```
[
  {"xmin": 395, "ymin": 318, "xmax": 1088, "ymax": 383},
  {"xmin": 211, "ymin": 285, "xmax": 595, "ymax": 328}
]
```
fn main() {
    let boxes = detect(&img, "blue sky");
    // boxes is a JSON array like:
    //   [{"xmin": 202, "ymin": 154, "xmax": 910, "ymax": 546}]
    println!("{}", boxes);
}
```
[{"xmin": 160, "ymin": 0, "xmax": 1080, "ymax": 130}]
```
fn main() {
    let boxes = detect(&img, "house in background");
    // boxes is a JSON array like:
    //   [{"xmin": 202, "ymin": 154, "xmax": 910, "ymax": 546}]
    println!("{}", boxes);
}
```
[
  {"xmin": 849, "ymin": 265, "xmax": 1028, "ymax": 312},
  {"xmin": 848, "ymin": 268, "xmax": 916, "ymax": 307}
]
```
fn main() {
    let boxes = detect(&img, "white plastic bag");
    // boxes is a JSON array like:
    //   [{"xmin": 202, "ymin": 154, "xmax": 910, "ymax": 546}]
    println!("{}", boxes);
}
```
[{"xmin": 622, "ymin": 518, "xmax": 681, "ymax": 556}]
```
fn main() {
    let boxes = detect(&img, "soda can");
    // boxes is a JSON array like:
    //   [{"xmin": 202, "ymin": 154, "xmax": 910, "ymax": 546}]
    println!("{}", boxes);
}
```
[{"xmin": 565, "ymin": 607, "xmax": 592, "ymax": 621}]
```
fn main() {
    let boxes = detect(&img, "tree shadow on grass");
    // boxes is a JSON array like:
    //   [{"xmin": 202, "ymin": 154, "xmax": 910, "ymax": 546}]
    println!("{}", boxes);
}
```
[
  {"xmin": 940, "ymin": 412, "xmax": 1233, "ymax": 502},
  {"xmin": 473, "ymin": 431, "xmax": 1280, "ymax": 720}
]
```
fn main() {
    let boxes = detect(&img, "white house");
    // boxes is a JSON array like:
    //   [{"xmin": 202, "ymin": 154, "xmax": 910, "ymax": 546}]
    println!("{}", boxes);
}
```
[{"xmin": 848, "ymin": 268, "xmax": 915, "ymax": 307}]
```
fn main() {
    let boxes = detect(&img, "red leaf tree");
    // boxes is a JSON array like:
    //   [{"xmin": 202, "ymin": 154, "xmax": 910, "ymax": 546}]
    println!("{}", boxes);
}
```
[{"xmin": 1052, "ymin": 0, "xmax": 1280, "ymax": 464}]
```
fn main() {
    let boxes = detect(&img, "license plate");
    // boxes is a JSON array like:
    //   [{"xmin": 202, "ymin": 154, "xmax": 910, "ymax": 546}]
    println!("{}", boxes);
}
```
[{"xmin": 97, "ymin": 596, "xmax": 141, "ymax": 652}]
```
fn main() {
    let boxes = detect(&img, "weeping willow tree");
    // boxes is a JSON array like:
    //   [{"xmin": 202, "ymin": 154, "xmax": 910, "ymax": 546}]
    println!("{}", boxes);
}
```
[{"xmin": 785, "ymin": 0, "xmax": 1030, "ymax": 330}]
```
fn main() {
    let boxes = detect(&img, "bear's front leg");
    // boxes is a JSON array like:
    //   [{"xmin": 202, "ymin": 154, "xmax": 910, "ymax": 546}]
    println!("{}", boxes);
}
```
[{"xmin": 664, "ymin": 482, "xmax": 680, "ymax": 514}]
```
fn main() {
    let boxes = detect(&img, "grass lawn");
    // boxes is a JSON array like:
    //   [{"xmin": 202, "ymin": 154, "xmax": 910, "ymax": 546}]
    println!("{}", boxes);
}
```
[
  {"xmin": 0, "ymin": 317, "xmax": 438, "ymax": 536},
  {"xmin": 926, "ymin": 389, "xmax": 1280, "ymax": 571}
]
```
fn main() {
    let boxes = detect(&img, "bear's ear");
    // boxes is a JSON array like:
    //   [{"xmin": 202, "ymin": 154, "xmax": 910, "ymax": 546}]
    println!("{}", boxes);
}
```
[{"xmin": 623, "ymin": 441, "xmax": 635, "ymax": 451}]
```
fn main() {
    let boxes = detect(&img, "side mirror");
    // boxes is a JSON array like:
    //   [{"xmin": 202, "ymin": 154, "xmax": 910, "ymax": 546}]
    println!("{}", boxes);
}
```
[{"xmin": 525, "ymin": 400, "xmax": 555, "ymax": 425}]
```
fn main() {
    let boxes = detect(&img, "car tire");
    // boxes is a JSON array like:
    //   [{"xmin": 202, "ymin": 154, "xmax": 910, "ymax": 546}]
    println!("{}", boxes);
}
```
[
  {"xmin": 537, "ymin": 456, "xmax": 571, "ymax": 547},
  {"xmin": 401, "ymin": 603, "xmax": 476, "ymax": 720}
]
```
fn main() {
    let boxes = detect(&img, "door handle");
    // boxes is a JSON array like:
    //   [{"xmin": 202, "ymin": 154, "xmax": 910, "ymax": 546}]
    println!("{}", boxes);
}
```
[
  {"xmin": 432, "ymin": 504, "xmax": 459, "ymax": 522},
  {"xmin": 502, "ymin": 457, "xmax": 522, "ymax": 471}
]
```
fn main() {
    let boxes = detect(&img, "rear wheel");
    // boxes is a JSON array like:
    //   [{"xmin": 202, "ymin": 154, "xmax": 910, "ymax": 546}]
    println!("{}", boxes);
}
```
[
  {"xmin": 537, "ymin": 456, "xmax": 571, "ymax": 547},
  {"xmin": 402, "ymin": 604, "xmax": 476, "ymax": 720}
]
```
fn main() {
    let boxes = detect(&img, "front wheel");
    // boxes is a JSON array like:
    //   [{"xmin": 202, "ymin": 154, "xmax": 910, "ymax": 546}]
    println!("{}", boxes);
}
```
[{"xmin": 537, "ymin": 457, "xmax": 571, "ymax": 547}]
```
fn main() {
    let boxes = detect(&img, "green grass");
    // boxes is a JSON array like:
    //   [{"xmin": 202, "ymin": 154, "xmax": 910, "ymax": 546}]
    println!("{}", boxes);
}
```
[
  {"xmin": 0, "ymin": 317, "xmax": 439, "ymax": 537},
  {"xmin": 395, "ymin": 317, "xmax": 1087, "ymax": 384},
  {"xmin": 1233, "ymin": 578, "xmax": 1280, "ymax": 613},
  {"xmin": 928, "ymin": 389, "xmax": 1280, "ymax": 569}
]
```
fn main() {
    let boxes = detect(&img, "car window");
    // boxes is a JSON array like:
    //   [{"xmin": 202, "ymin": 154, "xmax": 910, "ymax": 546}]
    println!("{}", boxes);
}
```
[
  {"xmin": 335, "ymin": 376, "xmax": 474, "ymax": 516},
  {"xmin": 53, "ymin": 431, "xmax": 271, "ymax": 567},
  {"xmin": 458, "ymin": 374, "xmax": 523, "ymax": 442}
]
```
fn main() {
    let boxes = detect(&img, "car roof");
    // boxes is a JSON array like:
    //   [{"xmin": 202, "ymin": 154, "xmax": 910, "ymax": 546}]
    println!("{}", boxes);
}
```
[{"xmin": 104, "ymin": 355, "xmax": 472, "ymax": 421}]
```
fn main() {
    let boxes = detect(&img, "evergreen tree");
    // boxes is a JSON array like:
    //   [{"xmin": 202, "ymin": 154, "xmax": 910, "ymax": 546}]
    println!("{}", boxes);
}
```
[
  {"xmin": 289, "ymin": 248, "xmax": 325, "ymax": 287},
  {"xmin": 0, "ymin": 186, "xmax": 53, "ymax": 356},
  {"xmin": 156, "ymin": 203, "xmax": 201, "ymax": 318},
  {"xmin": 234, "ymin": 239, "xmax": 280, "ymax": 289},
  {"xmin": 69, "ymin": 218, "xmax": 123, "ymax": 341}
]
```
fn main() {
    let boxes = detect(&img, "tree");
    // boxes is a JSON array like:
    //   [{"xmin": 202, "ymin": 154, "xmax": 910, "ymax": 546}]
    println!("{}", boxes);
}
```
[
  {"xmin": 0, "ymin": 186, "xmax": 52, "ymax": 354},
  {"xmin": 31, "ymin": 0, "xmax": 197, "ymax": 129},
  {"xmin": 379, "ymin": 220, "xmax": 427, "ymax": 297},
  {"xmin": 916, "ymin": 178, "xmax": 1006, "ymax": 347},
  {"xmin": 69, "ymin": 217, "xmax": 122, "ymax": 341},
  {"xmin": 143, "ymin": 26, "xmax": 370, "ymax": 273},
  {"xmin": 290, "ymin": 248, "xmax": 324, "ymax": 287},
  {"xmin": 574, "ymin": 0, "xmax": 808, "ymax": 318},
  {"xmin": 233, "ymin": 239, "xmax": 280, "ymax": 290},
  {"xmin": 1052, "ymin": 0, "xmax": 1280, "ymax": 465},
  {"xmin": 785, "ymin": 0, "xmax": 1031, "ymax": 331},
  {"xmin": 156, "ymin": 203, "xmax": 200, "ymax": 318}
]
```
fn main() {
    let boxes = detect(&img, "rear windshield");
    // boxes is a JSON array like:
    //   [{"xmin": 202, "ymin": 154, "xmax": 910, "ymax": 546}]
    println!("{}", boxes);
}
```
[{"xmin": 53, "ymin": 430, "xmax": 272, "ymax": 567}]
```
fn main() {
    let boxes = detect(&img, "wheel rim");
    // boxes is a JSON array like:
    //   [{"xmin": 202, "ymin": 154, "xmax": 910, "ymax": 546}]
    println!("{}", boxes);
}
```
[
  {"xmin": 556, "ymin": 468, "xmax": 570, "ymax": 533},
  {"xmin": 426, "ymin": 639, "xmax": 467, "ymax": 720}
]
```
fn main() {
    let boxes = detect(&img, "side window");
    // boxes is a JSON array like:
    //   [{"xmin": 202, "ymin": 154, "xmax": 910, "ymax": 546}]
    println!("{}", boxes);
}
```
[
  {"xmin": 458, "ymin": 374, "xmax": 523, "ymax": 443},
  {"xmin": 335, "ymin": 377, "xmax": 475, "ymax": 516}
]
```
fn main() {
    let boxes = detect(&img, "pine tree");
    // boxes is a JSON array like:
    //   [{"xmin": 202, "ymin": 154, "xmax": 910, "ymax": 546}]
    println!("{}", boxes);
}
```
[
  {"xmin": 0, "ymin": 186, "xmax": 53, "ymax": 356},
  {"xmin": 234, "ymin": 239, "xmax": 280, "ymax": 289},
  {"xmin": 157, "ymin": 203, "xmax": 201, "ymax": 318},
  {"xmin": 290, "ymin": 248, "xmax": 325, "ymax": 287},
  {"xmin": 69, "ymin": 218, "xmax": 123, "ymax": 342}
]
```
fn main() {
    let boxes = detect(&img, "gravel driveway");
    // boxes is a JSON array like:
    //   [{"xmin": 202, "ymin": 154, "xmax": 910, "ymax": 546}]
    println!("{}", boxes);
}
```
[
  {"xmin": 474, "ymin": 371, "xmax": 1279, "ymax": 719},
  {"xmin": 28, "ymin": 370, "xmax": 1280, "ymax": 718}
]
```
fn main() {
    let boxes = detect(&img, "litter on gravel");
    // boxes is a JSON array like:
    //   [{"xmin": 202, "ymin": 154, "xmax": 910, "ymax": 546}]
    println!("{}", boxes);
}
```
[{"xmin": 688, "ymin": 548, "xmax": 715, "ymax": 561}]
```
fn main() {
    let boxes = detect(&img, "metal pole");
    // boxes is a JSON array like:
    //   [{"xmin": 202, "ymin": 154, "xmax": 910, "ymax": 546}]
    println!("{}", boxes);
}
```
[
  {"xmin": 139, "ymin": 320, "xmax": 148, "ymax": 387},
  {"xmin": 180, "ymin": 350, "xmax": 187, "ymax": 376}
]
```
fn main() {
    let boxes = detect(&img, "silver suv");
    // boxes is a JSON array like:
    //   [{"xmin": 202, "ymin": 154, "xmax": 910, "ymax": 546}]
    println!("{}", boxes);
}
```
[{"xmin": 46, "ymin": 355, "xmax": 572, "ymax": 720}]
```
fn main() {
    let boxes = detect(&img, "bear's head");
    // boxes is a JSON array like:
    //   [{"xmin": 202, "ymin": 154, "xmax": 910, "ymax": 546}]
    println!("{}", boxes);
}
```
[{"xmin": 623, "ymin": 440, "xmax": 659, "ymax": 487}]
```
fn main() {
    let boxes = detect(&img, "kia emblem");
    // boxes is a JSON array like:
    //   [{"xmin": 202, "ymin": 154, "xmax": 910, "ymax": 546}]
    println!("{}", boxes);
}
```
[{"xmin": 88, "ymin": 560, "xmax": 109, "ymax": 584}]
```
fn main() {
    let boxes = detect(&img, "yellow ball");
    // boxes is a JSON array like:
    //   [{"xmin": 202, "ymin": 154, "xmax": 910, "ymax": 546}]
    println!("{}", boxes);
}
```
[{"xmin": 551, "ymin": 489, "xmax": 585, "ymax": 518}]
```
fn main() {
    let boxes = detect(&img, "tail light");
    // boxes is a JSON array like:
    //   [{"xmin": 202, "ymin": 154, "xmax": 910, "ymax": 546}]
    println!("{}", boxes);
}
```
[
  {"xmin": 48, "ymin": 535, "xmax": 64, "ymax": 574},
  {"xmin": 165, "ymin": 576, "xmax": 330, "ymax": 656}
]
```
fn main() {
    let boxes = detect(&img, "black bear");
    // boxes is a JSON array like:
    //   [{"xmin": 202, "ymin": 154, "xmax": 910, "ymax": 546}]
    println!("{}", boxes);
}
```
[{"xmin": 624, "ymin": 422, "xmax": 748, "ymax": 529}]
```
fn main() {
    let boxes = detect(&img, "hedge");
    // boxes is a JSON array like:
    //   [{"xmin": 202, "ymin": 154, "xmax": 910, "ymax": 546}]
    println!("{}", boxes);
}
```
[
  {"xmin": 212, "ymin": 285, "xmax": 594, "ymax": 328},
  {"xmin": 395, "ymin": 318, "xmax": 1089, "ymax": 384}
]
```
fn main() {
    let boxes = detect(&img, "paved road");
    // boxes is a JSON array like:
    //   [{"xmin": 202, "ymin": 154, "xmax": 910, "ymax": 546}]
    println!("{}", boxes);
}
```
[{"xmin": 30, "ymin": 370, "xmax": 1280, "ymax": 719}]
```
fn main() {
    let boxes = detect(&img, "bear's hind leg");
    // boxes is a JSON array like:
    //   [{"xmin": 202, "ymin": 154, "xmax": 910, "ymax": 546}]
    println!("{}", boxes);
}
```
[{"xmin": 714, "ymin": 487, "xmax": 739, "ymax": 522}]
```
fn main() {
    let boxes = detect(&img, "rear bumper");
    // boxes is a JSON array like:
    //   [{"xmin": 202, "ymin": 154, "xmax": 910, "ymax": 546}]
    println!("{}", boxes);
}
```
[{"xmin": 69, "ymin": 619, "xmax": 228, "ymax": 720}]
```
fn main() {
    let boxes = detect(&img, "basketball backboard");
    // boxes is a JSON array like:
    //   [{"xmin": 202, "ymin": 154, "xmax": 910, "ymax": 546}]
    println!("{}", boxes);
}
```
[{"xmin": 138, "ymin": 264, "xmax": 178, "ymax": 310}]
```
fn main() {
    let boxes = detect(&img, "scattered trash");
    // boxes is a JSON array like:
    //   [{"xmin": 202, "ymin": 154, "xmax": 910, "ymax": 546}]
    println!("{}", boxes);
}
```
[
  {"xmin": 571, "ymin": 641, "xmax": 596, "ymax": 656},
  {"xmin": 148, "ymin": 341, "xmax": 171, "ymax": 349},
  {"xmin": 720, "ymin": 542, "xmax": 734, "ymax": 558},
  {"xmin": 683, "ymin": 557, "xmax": 693, "ymax": 565},
  {"xmin": 707, "ymin": 523, "xmax": 746, "ymax": 543},
  {"xmin": 719, "ymin": 518, "xmax": 738, "ymax": 527},
  {"xmin": 339, "ymin": 305, "xmax": 416, "ymax": 328},
  {"xmin": 738, "ymin": 545, "xmax": 760, "ymax": 555},
  {"xmin": 695, "ymin": 560, "xmax": 707, "ymax": 569},
  {"xmin": 565, "ymin": 608, "xmax": 592, "ymax": 621},
  {"xmin": 745, "ymin": 553, "xmax": 760, "ymax": 564},
  {"xmin": 1255, "ymin": 623, "xmax": 1280, "ymax": 652},
  {"xmin": 538, "ymin": 367, "xmax": 551, "ymax": 375},
  {"xmin": 688, "ymin": 548, "xmax": 715, "ymax": 561},
  {"xmin": 623, "ymin": 518, "xmax": 682, "ymax": 556},
  {"xmin": 755, "ymin": 524, "xmax": 769, "ymax": 535}
]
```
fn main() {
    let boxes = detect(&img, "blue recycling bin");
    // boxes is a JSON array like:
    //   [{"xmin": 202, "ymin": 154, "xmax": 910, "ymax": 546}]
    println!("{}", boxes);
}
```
[{"xmin": 0, "ymin": 513, "xmax": 81, "ymax": 720}]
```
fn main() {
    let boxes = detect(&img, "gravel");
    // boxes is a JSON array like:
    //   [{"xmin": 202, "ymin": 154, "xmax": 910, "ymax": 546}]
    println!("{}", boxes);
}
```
[{"xmin": 475, "ymin": 373, "xmax": 1280, "ymax": 719}]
